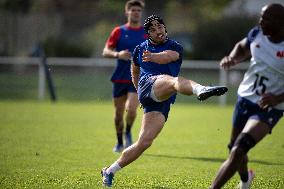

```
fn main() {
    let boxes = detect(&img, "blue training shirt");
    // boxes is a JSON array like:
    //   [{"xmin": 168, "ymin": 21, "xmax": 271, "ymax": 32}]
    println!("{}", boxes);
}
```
[
  {"xmin": 133, "ymin": 39, "xmax": 183, "ymax": 103},
  {"xmin": 106, "ymin": 24, "xmax": 147, "ymax": 83}
]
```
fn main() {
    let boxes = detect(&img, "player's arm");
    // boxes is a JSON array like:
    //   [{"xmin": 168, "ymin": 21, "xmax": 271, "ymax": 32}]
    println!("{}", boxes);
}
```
[
  {"xmin": 142, "ymin": 50, "xmax": 179, "ymax": 64},
  {"xmin": 102, "ymin": 45, "xmax": 132, "ymax": 61},
  {"xmin": 131, "ymin": 62, "xmax": 140, "ymax": 90},
  {"xmin": 102, "ymin": 45, "xmax": 120, "ymax": 59},
  {"xmin": 220, "ymin": 38, "xmax": 251, "ymax": 70},
  {"xmin": 102, "ymin": 26, "xmax": 131, "ymax": 61}
]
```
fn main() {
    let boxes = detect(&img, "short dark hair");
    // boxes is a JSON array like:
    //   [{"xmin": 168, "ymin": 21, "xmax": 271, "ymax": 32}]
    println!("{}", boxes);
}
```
[
  {"xmin": 125, "ymin": 0, "xmax": 145, "ymax": 11},
  {"xmin": 143, "ymin": 15, "xmax": 165, "ymax": 34}
]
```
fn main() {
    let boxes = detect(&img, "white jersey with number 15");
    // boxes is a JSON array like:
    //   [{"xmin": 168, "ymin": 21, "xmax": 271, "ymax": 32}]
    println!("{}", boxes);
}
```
[{"xmin": 238, "ymin": 27, "xmax": 284, "ymax": 110}]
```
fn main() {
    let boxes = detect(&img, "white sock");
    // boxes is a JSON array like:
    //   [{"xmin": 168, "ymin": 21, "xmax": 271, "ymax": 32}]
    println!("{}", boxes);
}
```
[
  {"xmin": 192, "ymin": 84, "xmax": 205, "ymax": 95},
  {"xmin": 106, "ymin": 162, "xmax": 121, "ymax": 174}
]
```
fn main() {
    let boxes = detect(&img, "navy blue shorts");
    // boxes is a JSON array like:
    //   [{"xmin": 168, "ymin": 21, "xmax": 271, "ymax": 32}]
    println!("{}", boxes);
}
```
[
  {"xmin": 138, "ymin": 77, "xmax": 172, "ymax": 121},
  {"xmin": 232, "ymin": 96, "xmax": 283, "ymax": 130},
  {"xmin": 112, "ymin": 82, "xmax": 136, "ymax": 98}
]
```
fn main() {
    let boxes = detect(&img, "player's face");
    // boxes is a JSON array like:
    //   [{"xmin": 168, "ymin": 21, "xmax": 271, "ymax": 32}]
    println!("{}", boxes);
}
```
[
  {"xmin": 126, "ymin": 6, "xmax": 142, "ymax": 24},
  {"xmin": 148, "ymin": 20, "xmax": 167, "ymax": 44},
  {"xmin": 259, "ymin": 6, "xmax": 282, "ymax": 36}
]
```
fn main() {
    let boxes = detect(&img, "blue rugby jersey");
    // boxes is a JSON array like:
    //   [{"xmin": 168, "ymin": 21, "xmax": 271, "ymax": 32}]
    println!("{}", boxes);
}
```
[
  {"xmin": 133, "ymin": 39, "xmax": 183, "ymax": 103},
  {"xmin": 106, "ymin": 24, "xmax": 147, "ymax": 83}
]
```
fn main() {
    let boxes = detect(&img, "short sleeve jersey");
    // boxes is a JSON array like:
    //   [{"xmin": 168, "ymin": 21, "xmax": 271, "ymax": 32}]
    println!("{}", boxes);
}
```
[
  {"xmin": 106, "ymin": 24, "xmax": 147, "ymax": 83},
  {"xmin": 133, "ymin": 39, "xmax": 183, "ymax": 103},
  {"xmin": 237, "ymin": 26, "xmax": 284, "ymax": 110}
]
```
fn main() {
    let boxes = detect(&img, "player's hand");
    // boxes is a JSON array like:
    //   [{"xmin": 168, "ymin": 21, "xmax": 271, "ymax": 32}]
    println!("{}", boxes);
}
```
[
  {"xmin": 118, "ymin": 50, "xmax": 132, "ymax": 61},
  {"xmin": 220, "ymin": 56, "xmax": 237, "ymax": 70},
  {"xmin": 142, "ymin": 50, "xmax": 152, "ymax": 62},
  {"xmin": 258, "ymin": 93, "xmax": 279, "ymax": 109}
]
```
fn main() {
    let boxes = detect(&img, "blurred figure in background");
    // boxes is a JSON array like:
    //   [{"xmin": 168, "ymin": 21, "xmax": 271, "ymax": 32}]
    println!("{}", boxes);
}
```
[
  {"xmin": 102, "ymin": 0, "xmax": 147, "ymax": 153},
  {"xmin": 101, "ymin": 14, "xmax": 227, "ymax": 188},
  {"xmin": 210, "ymin": 3, "xmax": 284, "ymax": 189}
]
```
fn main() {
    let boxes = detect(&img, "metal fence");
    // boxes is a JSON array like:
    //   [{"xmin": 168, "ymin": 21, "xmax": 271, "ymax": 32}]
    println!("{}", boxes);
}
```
[{"xmin": 0, "ymin": 57, "xmax": 249, "ymax": 105}]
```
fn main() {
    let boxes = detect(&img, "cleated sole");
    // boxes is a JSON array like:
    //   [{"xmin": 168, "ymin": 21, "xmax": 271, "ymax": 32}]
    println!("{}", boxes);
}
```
[{"xmin": 198, "ymin": 87, "xmax": 228, "ymax": 101}]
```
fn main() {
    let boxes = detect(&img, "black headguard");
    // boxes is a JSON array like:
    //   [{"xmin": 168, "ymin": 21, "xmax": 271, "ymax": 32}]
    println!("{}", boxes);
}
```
[{"xmin": 143, "ymin": 15, "xmax": 165, "ymax": 34}]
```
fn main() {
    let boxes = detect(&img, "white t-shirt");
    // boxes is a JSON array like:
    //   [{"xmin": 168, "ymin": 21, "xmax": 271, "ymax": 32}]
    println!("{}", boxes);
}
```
[{"xmin": 238, "ymin": 27, "xmax": 284, "ymax": 110}]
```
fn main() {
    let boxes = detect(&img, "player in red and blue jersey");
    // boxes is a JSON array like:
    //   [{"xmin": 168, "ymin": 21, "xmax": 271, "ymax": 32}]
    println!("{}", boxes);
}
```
[
  {"xmin": 102, "ymin": 0, "xmax": 147, "ymax": 153},
  {"xmin": 101, "ymin": 15, "xmax": 228, "ymax": 187}
]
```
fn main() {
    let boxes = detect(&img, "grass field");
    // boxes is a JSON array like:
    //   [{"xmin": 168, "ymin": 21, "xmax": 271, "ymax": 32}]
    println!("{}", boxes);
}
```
[{"xmin": 0, "ymin": 100, "xmax": 283, "ymax": 188}]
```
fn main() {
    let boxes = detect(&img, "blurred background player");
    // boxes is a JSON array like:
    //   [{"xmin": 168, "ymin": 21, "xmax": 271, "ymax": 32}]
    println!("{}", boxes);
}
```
[
  {"xmin": 210, "ymin": 3, "xmax": 284, "ymax": 189},
  {"xmin": 101, "ymin": 15, "xmax": 228, "ymax": 187},
  {"xmin": 102, "ymin": 0, "xmax": 146, "ymax": 153}
]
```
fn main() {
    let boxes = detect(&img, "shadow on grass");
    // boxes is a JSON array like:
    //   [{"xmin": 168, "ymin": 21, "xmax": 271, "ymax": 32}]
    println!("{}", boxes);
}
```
[{"xmin": 144, "ymin": 154, "xmax": 284, "ymax": 166}]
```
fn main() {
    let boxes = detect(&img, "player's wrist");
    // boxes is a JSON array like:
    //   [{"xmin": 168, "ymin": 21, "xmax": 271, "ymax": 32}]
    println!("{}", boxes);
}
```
[{"xmin": 114, "ymin": 52, "xmax": 119, "ymax": 59}]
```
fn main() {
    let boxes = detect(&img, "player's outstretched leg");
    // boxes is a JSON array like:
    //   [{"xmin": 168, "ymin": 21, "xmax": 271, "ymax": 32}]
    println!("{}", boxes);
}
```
[
  {"xmin": 152, "ymin": 75, "xmax": 228, "ymax": 102},
  {"xmin": 197, "ymin": 86, "xmax": 228, "ymax": 101}
]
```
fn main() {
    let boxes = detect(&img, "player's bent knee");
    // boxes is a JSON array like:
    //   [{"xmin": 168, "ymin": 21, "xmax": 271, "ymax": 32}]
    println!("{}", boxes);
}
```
[
  {"xmin": 233, "ymin": 133, "xmax": 256, "ymax": 154},
  {"xmin": 173, "ymin": 77, "xmax": 181, "ymax": 87},
  {"xmin": 230, "ymin": 146, "xmax": 245, "ymax": 161}
]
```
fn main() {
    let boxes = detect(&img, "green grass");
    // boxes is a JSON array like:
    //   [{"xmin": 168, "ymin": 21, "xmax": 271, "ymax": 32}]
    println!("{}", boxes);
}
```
[{"xmin": 0, "ymin": 100, "xmax": 283, "ymax": 188}]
